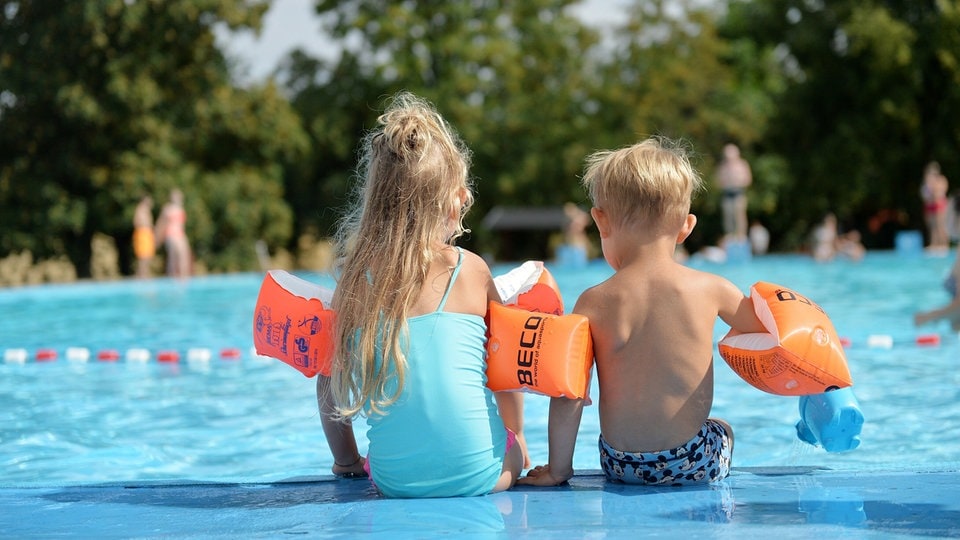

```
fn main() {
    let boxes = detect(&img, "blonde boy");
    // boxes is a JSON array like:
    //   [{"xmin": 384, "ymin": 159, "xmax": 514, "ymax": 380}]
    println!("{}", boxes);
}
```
[{"xmin": 519, "ymin": 137, "xmax": 765, "ymax": 486}]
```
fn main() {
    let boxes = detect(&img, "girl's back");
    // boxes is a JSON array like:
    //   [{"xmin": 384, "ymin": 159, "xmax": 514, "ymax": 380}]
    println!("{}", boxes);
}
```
[{"xmin": 364, "ymin": 247, "xmax": 507, "ymax": 497}]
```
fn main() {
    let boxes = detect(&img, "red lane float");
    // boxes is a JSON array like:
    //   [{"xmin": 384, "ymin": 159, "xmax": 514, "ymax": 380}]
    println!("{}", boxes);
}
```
[
  {"xmin": 220, "ymin": 347, "xmax": 242, "ymax": 360},
  {"xmin": 253, "ymin": 263, "xmax": 595, "ymax": 398},
  {"xmin": 96, "ymin": 349, "xmax": 120, "ymax": 362},
  {"xmin": 35, "ymin": 348, "xmax": 58, "ymax": 362},
  {"xmin": 718, "ymin": 281, "xmax": 853, "ymax": 396},
  {"xmin": 157, "ymin": 350, "xmax": 180, "ymax": 363}
]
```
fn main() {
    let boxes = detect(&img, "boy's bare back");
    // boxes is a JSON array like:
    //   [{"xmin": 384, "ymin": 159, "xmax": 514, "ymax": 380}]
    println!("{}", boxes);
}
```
[{"xmin": 575, "ymin": 256, "xmax": 760, "ymax": 453}]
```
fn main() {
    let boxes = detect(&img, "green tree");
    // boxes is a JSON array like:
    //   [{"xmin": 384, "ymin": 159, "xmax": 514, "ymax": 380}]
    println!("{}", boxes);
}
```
[
  {"xmin": 0, "ymin": 0, "xmax": 308, "ymax": 276},
  {"xmin": 722, "ymin": 0, "xmax": 960, "ymax": 248},
  {"xmin": 281, "ymin": 1, "xmax": 802, "ymax": 257},
  {"xmin": 300, "ymin": 0, "xmax": 601, "ymax": 258},
  {"xmin": 594, "ymin": 0, "xmax": 784, "ymax": 249},
  {"xmin": 277, "ymin": 49, "xmax": 388, "ymax": 243}
]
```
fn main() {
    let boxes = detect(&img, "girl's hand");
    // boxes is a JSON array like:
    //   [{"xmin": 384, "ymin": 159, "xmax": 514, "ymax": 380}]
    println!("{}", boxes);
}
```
[{"xmin": 332, "ymin": 456, "xmax": 367, "ymax": 478}]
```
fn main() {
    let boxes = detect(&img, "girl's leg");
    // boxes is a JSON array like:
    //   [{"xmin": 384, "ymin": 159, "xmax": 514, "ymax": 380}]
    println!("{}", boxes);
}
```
[
  {"xmin": 492, "ymin": 429, "xmax": 524, "ymax": 493},
  {"xmin": 495, "ymin": 392, "xmax": 529, "ymax": 468}
]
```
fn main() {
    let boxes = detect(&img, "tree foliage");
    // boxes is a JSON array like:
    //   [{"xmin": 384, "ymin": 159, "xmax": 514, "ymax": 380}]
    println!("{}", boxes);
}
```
[
  {"xmin": 593, "ymin": 0, "xmax": 784, "ymax": 248},
  {"xmin": 0, "ymin": 0, "xmax": 307, "ymax": 275},
  {"xmin": 3, "ymin": 0, "xmax": 959, "ymax": 277},
  {"xmin": 296, "ymin": 0, "xmax": 770, "ymax": 256},
  {"xmin": 722, "ymin": 0, "xmax": 960, "ymax": 248},
  {"xmin": 301, "ymin": 0, "xmax": 603, "ymax": 257}
]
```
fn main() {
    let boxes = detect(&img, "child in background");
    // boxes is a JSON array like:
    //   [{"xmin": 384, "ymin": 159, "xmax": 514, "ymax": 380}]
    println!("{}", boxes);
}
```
[
  {"xmin": 520, "ymin": 137, "xmax": 765, "ymax": 487},
  {"xmin": 316, "ymin": 92, "xmax": 524, "ymax": 497}
]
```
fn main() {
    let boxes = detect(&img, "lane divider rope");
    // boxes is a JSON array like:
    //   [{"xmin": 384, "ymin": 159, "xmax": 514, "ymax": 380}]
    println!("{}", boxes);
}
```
[
  {"xmin": 3, "ymin": 347, "xmax": 264, "ymax": 365},
  {"xmin": 4, "ymin": 332, "xmax": 954, "ymax": 366}
]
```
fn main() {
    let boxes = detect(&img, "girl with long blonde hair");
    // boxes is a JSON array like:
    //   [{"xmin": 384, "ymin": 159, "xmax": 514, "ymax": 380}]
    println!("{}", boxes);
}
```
[{"xmin": 316, "ymin": 92, "xmax": 524, "ymax": 497}]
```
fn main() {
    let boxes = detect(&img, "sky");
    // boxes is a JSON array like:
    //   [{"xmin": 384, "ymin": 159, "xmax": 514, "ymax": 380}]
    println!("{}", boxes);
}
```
[{"xmin": 220, "ymin": 0, "xmax": 630, "ymax": 83}]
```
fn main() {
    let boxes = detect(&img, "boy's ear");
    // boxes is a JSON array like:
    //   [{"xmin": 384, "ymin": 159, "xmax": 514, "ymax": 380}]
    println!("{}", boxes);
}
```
[
  {"xmin": 676, "ymin": 214, "xmax": 697, "ymax": 244},
  {"xmin": 590, "ymin": 207, "xmax": 611, "ymax": 238}
]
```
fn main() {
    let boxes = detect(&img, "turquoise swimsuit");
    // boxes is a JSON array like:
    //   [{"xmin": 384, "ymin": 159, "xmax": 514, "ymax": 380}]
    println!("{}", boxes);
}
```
[{"xmin": 364, "ymin": 248, "xmax": 507, "ymax": 497}]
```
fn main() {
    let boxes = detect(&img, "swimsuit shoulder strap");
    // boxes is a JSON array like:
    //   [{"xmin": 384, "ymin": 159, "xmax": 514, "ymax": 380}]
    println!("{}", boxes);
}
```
[{"xmin": 435, "ymin": 247, "xmax": 464, "ymax": 312}]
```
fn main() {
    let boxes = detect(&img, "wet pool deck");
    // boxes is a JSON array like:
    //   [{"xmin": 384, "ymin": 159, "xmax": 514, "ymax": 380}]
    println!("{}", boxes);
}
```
[{"xmin": 2, "ymin": 466, "xmax": 958, "ymax": 538}]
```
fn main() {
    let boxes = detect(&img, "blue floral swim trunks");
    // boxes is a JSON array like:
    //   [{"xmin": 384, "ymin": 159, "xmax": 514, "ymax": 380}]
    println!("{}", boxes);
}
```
[{"xmin": 599, "ymin": 419, "xmax": 732, "ymax": 486}]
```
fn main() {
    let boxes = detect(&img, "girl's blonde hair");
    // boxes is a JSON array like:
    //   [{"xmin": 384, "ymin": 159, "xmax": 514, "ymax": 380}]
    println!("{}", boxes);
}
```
[
  {"xmin": 581, "ymin": 136, "xmax": 703, "ymax": 232},
  {"xmin": 330, "ymin": 92, "xmax": 473, "ymax": 418}
]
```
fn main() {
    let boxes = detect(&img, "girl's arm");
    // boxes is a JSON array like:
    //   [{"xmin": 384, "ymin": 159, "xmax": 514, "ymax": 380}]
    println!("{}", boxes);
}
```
[
  {"xmin": 316, "ymin": 375, "xmax": 365, "ymax": 477},
  {"xmin": 484, "ymin": 258, "xmax": 531, "ymax": 466}
]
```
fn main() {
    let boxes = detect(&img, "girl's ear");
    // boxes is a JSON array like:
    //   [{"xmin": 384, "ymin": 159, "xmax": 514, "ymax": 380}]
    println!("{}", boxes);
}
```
[
  {"xmin": 590, "ymin": 207, "xmax": 611, "ymax": 238},
  {"xmin": 449, "ymin": 189, "xmax": 465, "ymax": 220},
  {"xmin": 677, "ymin": 214, "xmax": 697, "ymax": 244}
]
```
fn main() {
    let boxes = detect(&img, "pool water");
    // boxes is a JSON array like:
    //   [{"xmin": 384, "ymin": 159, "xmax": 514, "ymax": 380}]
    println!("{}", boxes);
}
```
[{"xmin": 1, "ymin": 251, "xmax": 958, "ymax": 487}]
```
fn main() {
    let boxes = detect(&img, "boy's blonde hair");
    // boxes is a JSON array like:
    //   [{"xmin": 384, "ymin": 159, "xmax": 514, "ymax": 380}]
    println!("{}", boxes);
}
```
[
  {"xmin": 331, "ymin": 92, "xmax": 473, "ymax": 418},
  {"xmin": 581, "ymin": 137, "xmax": 703, "ymax": 232}
]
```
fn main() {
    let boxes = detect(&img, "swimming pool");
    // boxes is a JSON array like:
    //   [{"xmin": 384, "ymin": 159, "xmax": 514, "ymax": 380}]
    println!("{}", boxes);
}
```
[{"xmin": 2, "ymin": 249, "xmax": 957, "ymax": 489}]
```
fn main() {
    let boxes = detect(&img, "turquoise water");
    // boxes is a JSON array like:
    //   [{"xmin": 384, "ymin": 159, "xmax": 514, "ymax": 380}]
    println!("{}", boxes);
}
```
[{"xmin": 1, "ymin": 251, "xmax": 958, "ymax": 487}]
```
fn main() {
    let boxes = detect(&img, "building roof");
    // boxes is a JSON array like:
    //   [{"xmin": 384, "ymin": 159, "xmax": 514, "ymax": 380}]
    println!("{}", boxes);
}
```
[{"xmin": 481, "ymin": 205, "xmax": 570, "ymax": 231}]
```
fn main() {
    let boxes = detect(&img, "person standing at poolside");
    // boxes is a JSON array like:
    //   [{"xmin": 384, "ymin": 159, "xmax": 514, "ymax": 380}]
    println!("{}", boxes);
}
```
[
  {"xmin": 519, "ymin": 137, "xmax": 765, "ymax": 487},
  {"xmin": 715, "ymin": 143, "xmax": 752, "ymax": 242},
  {"xmin": 317, "ymin": 92, "xmax": 524, "ymax": 497},
  {"xmin": 154, "ymin": 188, "xmax": 191, "ymax": 278},
  {"xmin": 921, "ymin": 161, "xmax": 950, "ymax": 253},
  {"xmin": 132, "ymin": 196, "xmax": 155, "ymax": 279}
]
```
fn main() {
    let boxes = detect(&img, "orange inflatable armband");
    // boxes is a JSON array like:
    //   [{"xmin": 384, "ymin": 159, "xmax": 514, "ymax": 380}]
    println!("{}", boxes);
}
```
[
  {"xmin": 485, "ymin": 302, "xmax": 593, "ymax": 398},
  {"xmin": 718, "ymin": 282, "xmax": 853, "ymax": 396},
  {"xmin": 253, "ymin": 271, "xmax": 336, "ymax": 377},
  {"xmin": 494, "ymin": 261, "xmax": 564, "ymax": 315}
]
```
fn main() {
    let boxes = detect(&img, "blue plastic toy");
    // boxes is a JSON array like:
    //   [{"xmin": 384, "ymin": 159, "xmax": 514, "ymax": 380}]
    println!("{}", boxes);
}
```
[{"xmin": 795, "ymin": 387, "xmax": 864, "ymax": 452}]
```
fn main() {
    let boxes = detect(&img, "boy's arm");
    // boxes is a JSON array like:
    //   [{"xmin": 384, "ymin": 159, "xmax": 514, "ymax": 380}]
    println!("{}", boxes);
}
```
[
  {"xmin": 518, "ymin": 286, "xmax": 594, "ymax": 486},
  {"xmin": 316, "ymin": 375, "xmax": 366, "ymax": 477},
  {"xmin": 717, "ymin": 277, "xmax": 765, "ymax": 334},
  {"xmin": 517, "ymin": 395, "xmax": 584, "ymax": 486}
]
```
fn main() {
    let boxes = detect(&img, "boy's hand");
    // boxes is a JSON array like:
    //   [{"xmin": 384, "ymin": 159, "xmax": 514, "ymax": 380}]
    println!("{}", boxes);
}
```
[{"xmin": 516, "ymin": 464, "xmax": 572, "ymax": 486}]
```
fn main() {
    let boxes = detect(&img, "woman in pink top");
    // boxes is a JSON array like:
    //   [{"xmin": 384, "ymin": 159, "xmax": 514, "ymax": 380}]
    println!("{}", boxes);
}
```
[{"xmin": 154, "ymin": 188, "xmax": 191, "ymax": 278}]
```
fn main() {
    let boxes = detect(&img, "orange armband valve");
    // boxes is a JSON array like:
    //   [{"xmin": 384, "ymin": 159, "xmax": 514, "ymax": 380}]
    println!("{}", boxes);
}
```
[
  {"xmin": 485, "ymin": 302, "xmax": 593, "ymax": 398},
  {"xmin": 718, "ymin": 281, "xmax": 853, "ymax": 396},
  {"xmin": 494, "ymin": 261, "xmax": 564, "ymax": 315},
  {"xmin": 253, "ymin": 270, "xmax": 336, "ymax": 377}
]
